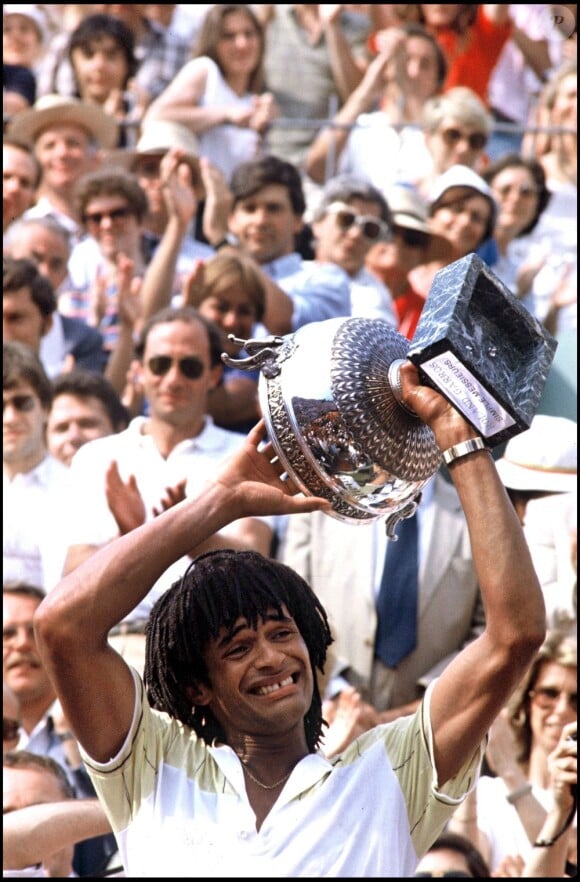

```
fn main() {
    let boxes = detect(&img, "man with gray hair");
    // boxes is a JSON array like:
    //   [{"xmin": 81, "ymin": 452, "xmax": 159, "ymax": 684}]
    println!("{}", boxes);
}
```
[{"xmin": 309, "ymin": 175, "xmax": 397, "ymax": 325}]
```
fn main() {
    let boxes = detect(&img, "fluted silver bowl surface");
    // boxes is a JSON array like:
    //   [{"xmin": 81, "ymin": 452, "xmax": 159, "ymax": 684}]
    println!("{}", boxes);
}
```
[{"xmin": 255, "ymin": 317, "xmax": 442, "ymax": 529}]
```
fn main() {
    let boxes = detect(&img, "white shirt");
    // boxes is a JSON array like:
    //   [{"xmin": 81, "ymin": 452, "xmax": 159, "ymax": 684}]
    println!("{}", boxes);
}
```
[
  {"xmin": 82, "ymin": 672, "xmax": 484, "ymax": 877},
  {"xmin": 3, "ymin": 454, "xmax": 70, "ymax": 591},
  {"xmin": 338, "ymin": 114, "xmax": 433, "ymax": 194}
]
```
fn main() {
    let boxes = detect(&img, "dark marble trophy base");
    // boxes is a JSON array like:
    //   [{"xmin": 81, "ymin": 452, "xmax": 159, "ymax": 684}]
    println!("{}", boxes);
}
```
[{"xmin": 407, "ymin": 253, "xmax": 558, "ymax": 448}]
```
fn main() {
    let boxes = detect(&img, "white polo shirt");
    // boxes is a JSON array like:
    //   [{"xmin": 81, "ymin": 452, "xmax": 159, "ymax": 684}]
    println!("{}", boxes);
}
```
[{"xmin": 83, "ymin": 672, "xmax": 484, "ymax": 877}]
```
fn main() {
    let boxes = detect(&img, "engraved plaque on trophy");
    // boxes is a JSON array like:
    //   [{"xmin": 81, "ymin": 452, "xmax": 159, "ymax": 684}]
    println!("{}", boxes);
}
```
[{"xmin": 407, "ymin": 253, "xmax": 558, "ymax": 448}]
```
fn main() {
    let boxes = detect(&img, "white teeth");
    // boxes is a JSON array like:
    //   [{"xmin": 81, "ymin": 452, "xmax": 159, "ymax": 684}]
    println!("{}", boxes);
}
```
[{"xmin": 257, "ymin": 676, "xmax": 293, "ymax": 695}]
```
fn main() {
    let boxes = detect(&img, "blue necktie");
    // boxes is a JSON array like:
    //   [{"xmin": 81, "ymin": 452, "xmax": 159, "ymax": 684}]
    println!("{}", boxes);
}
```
[{"xmin": 375, "ymin": 513, "xmax": 418, "ymax": 667}]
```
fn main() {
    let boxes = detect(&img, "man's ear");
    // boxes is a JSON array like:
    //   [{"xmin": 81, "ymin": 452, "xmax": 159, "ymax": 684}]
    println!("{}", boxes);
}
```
[{"xmin": 185, "ymin": 683, "xmax": 213, "ymax": 707}]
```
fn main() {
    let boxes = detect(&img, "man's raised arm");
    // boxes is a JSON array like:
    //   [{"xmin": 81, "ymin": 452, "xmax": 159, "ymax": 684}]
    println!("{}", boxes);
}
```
[
  {"xmin": 397, "ymin": 361, "xmax": 546, "ymax": 785},
  {"xmin": 34, "ymin": 421, "xmax": 330, "ymax": 763}
]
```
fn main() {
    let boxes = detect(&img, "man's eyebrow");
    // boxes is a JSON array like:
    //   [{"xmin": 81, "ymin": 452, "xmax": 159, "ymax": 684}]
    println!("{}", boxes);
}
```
[{"xmin": 216, "ymin": 613, "xmax": 291, "ymax": 648}]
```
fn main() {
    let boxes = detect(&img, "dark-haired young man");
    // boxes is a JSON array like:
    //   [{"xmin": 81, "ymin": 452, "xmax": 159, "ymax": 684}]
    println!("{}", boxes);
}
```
[
  {"xmin": 3, "ymin": 253, "xmax": 109, "ymax": 379},
  {"xmin": 35, "ymin": 362, "xmax": 546, "ymax": 876},
  {"xmin": 47, "ymin": 370, "xmax": 129, "ymax": 467},
  {"xmin": 210, "ymin": 155, "xmax": 352, "ymax": 336}
]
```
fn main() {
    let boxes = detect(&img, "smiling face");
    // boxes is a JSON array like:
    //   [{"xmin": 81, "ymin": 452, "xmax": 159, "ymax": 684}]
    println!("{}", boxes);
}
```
[
  {"xmin": 489, "ymin": 166, "xmax": 540, "ymax": 240},
  {"xmin": 34, "ymin": 124, "xmax": 97, "ymax": 193},
  {"xmin": 215, "ymin": 9, "xmax": 262, "ymax": 83},
  {"xmin": 196, "ymin": 608, "xmax": 314, "ymax": 746},
  {"xmin": 82, "ymin": 194, "xmax": 141, "ymax": 262},
  {"xmin": 139, "ymin": 318, "xmax": 222, "ymax": 435},
  {"xmin": 47, "ymin": 393, "xmax": 116, "ymax": 467},
  {"xmin": 529, "ymin": 660, "xmax": 577, "ymax": 757},
  {"xmin": 430, "ymin": 186, "xmax": 492, "ymax": 254},
  {"xmin": 229, "ymin": 184, "xmax": 303, "ymax": 264},
  {"xmin": 3, "ymin": 12, "xmax": 43, "ymax": 67}
]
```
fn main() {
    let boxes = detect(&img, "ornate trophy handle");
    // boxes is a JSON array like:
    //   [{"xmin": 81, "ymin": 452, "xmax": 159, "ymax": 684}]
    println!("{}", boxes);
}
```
[
  {"xmin": 383, "ymin": 496, "xmax": 420, "ymax": 540},
  {"xmin": 221, "ymin": 334, "xmax": 285, "ymax": 371}
]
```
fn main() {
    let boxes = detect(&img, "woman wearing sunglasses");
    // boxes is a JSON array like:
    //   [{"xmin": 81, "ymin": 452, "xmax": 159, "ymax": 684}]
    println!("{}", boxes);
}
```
[
  {"xmin": 448, "ymin": 631, "xmax": 577, "ymax": 875},
  {"xmin": 417, "ymin": 86, "xmax": 493, "ymax": 198}
]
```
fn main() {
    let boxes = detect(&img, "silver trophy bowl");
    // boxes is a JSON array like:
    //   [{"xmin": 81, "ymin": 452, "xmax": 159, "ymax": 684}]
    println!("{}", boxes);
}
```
[{"xmin": 223, "ymin": 317, "xmax": 441, "ymax": 536}]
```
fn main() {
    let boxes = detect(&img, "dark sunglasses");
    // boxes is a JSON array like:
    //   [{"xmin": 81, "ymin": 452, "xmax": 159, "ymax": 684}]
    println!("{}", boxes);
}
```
[
  {"xmin": 3, "ymin": 717, "xmax": 20, "ymax": 741},
  {"xmin": 147, "ymin": 355, "xmax": 205, "ymax": 380},
  {"xmin": 529, "ymin": 686, "xmax": 577, "ymax": 712},
  {"xmin": 83, "ymin": 206, "xmax": 133, "ymax": 226},
  {"xmin": 3, "ymin": 394, "xmax": 36, "ymax": 413},
  {"xmin": 327, "ymin": 202, "xmax": 391, "ymax": 241},
  {"xmin": 414, "ymin": 873, "xmax": 472, "ymax": 878},
  {"xmin": 440, "ymin": 127, "xmax": 487, "ymax": 151},
  {"xmin": 393, "ymin": 225, "xmax": 430, "ymax": 249}
]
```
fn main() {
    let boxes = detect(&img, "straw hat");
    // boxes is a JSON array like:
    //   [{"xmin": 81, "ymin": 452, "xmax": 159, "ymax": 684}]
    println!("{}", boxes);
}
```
[
  {"xmin": 108, "ymin": 121, "xmax": 201, "ymax": 181},
  {"xmin": 495, "ymin": 414, "xmax": 577, "ymax": 494},
  {"xmin": 7, "ymin": 94, "xmax": 119, "ymax": 150},
  {"xmin": 384, "ymin": 183, "xmax": 455, "ymax": 263}
]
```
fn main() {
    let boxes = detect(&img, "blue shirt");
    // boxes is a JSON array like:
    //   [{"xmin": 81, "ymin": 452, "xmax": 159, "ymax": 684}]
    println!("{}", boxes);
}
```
[{"xmin": 261, "ymin": 253, "xmax": 352, "ymax": 331}]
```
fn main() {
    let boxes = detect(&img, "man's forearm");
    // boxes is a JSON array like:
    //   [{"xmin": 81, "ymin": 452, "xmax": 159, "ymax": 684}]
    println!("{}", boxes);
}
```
[{"xmin": 3, "ymin": 800, "xmax": 112, "ymax": 870}]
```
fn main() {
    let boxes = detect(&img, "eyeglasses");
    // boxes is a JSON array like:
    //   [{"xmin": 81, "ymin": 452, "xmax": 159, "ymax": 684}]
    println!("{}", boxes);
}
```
[
  {"xmin": 529, "ymin": 687, "xmax": 577, "ymax": 712},
  {"xmin": 495, "ymin": 183, "xmax": 538, "ymax": 199},
  {"xmin": 3, "ymin": 394, "xmax": 36, "ymax": 413},
  {"xmin": 440, "ymin": 127, "xmax": 488, "ymax": 151},
  {"xmin": 393, "ymin": 225, "xmax": 430, "ymax": 249},
  {"xmin": 3, "ymin": 718, "xmax": 20, "ymax": 742},
  {"xmin": 326, "ymin": 202, "xmax": 391, "ymax": 241},
  {"xmin": 147, "ymin": 355, "xmax": 205, "ymax": 380},
  {"xmin": 414, "ymin": 873, "xmax": 472, "ymax": 878},
  {"xmin": 83, "ymin": 206, "xmax": 133, "ymax": 226}
]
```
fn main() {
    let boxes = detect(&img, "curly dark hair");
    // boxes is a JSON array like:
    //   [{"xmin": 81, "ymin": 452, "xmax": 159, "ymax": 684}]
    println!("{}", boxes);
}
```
[{"xmin": 145, "ymin": 549, "xmax": 333, "ymax": 752}]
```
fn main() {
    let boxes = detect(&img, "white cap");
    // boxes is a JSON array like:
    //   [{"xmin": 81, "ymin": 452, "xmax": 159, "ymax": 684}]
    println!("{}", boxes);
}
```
[
  {"xmin": 429, "ymin": 164, "xmax": 498, "ymax": 242},
  {"xmin": 3, "ymin": 5, "xmax": 48, "ymax": 42}
]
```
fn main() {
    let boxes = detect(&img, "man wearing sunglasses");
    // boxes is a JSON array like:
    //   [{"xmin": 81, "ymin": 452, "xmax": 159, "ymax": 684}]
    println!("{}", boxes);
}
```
[
  {"xmin": 309, "ymin": 176, "xmax": 398, "ymax": 327},
  {"xmin": 59, "ymin": 305, "xmax": 274, "ymax": 674}
]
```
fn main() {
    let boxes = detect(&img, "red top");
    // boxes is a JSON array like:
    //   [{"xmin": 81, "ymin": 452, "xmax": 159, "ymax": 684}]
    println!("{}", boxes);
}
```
[{"xmin": 435, "ymin": 6, "xmax": 512, "ymax": 103}]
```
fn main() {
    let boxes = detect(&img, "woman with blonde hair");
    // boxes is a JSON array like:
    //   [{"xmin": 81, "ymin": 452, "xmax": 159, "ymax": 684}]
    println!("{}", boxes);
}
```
[
  {"xmin": 144, "ymin": 4, "xmax": 278, "ymax": 183},
  {"xmin": 181, "ymin": 249, "xmax": 266, "ymax": 434}
]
